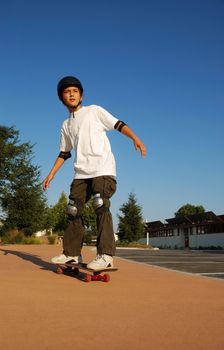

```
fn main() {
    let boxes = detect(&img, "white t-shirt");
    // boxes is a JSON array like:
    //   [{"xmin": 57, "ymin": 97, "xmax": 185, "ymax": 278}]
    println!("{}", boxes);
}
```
[{"xmin": 60, "ymin": 105, "xmax": 118, "ymax": 179}]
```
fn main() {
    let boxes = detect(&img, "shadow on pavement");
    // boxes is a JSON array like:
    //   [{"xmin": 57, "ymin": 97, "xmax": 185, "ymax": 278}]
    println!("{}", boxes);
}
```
[{"xmin": 0, "ymin": 247, "xmax": 54, "ymax": 271}]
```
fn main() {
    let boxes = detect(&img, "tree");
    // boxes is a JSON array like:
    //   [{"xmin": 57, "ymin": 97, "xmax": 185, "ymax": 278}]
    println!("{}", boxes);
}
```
[
  {"xmin": 82, "ymin": 197, "xmax": 97, "ymax": 234},
  {"xmin": 175, "ymin": 203, "xmax": 205, "ymax": 218},
  {"xmin": 82, "ymin": 197, "xmax": 97, "ymax": 244},
  {"xmin": 49, "ymin": 192, "xmax": 68, "ymax": 233},
  {"xmin": 45, "ymin": 193, "xmax": 96, "ymax": 243},
  {"xmin": 0, "ymin": 125, "xmax": 46, "ymax": 235},
  {"xmin": 0, "ymin": 126, "xmax": 26, "ymax": 189},
  {"xmin": 118, "ymin": 193, "xmax": 144, "ymax": 242}
]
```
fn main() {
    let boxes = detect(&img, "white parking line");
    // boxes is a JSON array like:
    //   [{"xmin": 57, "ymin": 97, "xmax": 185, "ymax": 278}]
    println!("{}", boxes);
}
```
[
  {"xmin": 143, "ymin": 261, "xmax": 224, "ymax": 264},
  {"xmin": 198, "ymin": 272, "xmax": 224, "ymax": 275}
]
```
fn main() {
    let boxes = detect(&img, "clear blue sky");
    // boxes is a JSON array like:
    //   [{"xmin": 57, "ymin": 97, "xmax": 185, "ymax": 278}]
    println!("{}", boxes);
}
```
[{"xmin": 0, "ymin": 0, "xmax": 223, "ymax": 228}]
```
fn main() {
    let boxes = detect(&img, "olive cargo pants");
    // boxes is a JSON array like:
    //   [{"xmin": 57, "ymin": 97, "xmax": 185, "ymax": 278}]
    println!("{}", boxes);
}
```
[{"xmin": 63, "ymin": 176, "xmax": 117, "ymax": 257}]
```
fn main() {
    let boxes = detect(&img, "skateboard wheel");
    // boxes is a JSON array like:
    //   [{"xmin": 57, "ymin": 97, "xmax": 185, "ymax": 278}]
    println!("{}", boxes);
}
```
[
  {"xmin": 84, "ymin": 274, "xmax": 92, "ymax": 282},
  {"xmin": 103, "ymin": 274, "xmax": 110, "ymax": 282},
  {"xmin": 73, "ymin": 267, "xmax": 79, "ymax": 275},
  {"xmin": 56, "ymin": 266, "xmax": 63, "ymax": 274}
]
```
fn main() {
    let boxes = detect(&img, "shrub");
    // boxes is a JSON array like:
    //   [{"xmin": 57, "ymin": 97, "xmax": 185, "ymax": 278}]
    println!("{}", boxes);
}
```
[
  {"xmin": 1, "ymin": 229, "xmax": 25, "ymax": 244},
  {"xmin": 22, "ymin": 237, "xmax": 42, "ymax": 244},
  {"xmin": 47, "ymin": 234, "xmax": 58, "ymax": 245}
]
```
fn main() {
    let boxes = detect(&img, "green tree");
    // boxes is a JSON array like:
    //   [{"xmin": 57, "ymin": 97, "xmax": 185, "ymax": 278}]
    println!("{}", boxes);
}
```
[
  {"xmin": 0, "ymin": 125, "xmax": 46, "ymax": 235},
  {"xmin": 118, "ymin": 193, "xmax": 144, "ymax": 242},
  {"xmin": 175, "ymin": 203, "xmax": 205, "ymax": 218},
  {"xmin": 0, "ymin": 126, "xmax": 26, "ymax": 189},
  {"xmin": 50, "ymin": 191, "xmax": 68, "ymax": 233},
  {"xmin": 46, "ymin": 193, "xmax": 97, "ymax": 243},
  {"xmin": 82, "ymin": 197, "xmax": 97, "ymax": 244},
  {"xmin": 82, "ymin": 197, "xmax": 97, "ymax": 234}
]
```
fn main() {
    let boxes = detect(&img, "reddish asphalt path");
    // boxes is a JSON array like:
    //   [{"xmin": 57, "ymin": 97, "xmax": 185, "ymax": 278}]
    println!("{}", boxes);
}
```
[{"xmin": 0, "ymin": 244, "xmax": 224, "ymax": 350}]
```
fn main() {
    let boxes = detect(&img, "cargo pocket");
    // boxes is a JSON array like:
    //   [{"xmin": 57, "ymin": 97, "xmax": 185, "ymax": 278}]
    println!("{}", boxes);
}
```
[{"xmin": 103, "ymin": 176, "xmax": 117, "ymax": 198}]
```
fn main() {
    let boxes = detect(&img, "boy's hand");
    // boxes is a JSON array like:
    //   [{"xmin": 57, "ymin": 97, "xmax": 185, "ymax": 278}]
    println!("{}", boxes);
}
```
[
  {"xmin": 120, "ymin": 125, "xmax": 146, "ymax": 158},
  {"xmin": 42, "ymin": 156, "xmax": 65, "ymax": 191},
  {"xmin": 134, "ymin": 140, "xmax": 146, "ymax": 158},
  {"xmin": 42, "ymin": 174, "xmax": 54, "ymax": 191}
]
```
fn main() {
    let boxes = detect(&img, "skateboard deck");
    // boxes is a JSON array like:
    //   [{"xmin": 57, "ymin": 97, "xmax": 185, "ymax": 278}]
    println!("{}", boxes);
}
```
[{"xmin": 55, "ymin": 262, "xmax": 118, "ymax": 282}]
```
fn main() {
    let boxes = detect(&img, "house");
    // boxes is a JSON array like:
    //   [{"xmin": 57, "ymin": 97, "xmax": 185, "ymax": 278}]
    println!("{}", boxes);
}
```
[{"xmin": 143, "ymin": 211, "xmax": 224, "ymax": 249}]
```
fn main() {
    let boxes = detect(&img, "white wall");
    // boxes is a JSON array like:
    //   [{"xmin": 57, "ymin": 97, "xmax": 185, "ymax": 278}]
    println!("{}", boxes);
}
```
[
  {"xmin": 140, "ymin": 231, "xmax": 224, "ymax": 249},
  {"xmin": 190, "ymin": 233, "xmax": 224, "ymax": 248},
  {"xmin": 34, "ymin": 229, "xmax": 47, "ymax": 237},
  {"xmin": 140, "ymin": 235, "xmax": 184, "ymax": 249}
]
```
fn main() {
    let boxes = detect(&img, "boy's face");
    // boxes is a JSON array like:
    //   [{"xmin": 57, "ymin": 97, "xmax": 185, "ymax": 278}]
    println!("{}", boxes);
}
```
[{"xmin": 62, "ymin": 86, "xmax": 82, "ymax": 109}]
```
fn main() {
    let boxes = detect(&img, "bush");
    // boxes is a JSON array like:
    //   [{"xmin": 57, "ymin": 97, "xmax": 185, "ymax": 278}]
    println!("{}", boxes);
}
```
[
  {"xmin": 47, "ymin": 234, "xmax": 58, "ymax": 245},
  {"xmin": 83, "ymin": 231, "xmax": 94, "ymax": 245},
  {"xmin": 22, "ymin": 237, "xmax": 42, "ymax": 244},
  {"xmin": 0, "ymin": 230, "xmax": 43, "ymax": 244},
  {"xmin": 1, "ymin": 229, "xmax": 25, "ymax": 244}
]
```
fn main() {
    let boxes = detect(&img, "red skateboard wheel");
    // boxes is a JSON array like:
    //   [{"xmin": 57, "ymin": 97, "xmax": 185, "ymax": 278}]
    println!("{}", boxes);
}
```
[
  {"xmin": 56, "ymin": 266, "xmax": 63, "ymax": 274},
  {"xmin": 84, "ymin": 274, "xmax": 92, "ymax": 282},
  {"xmin": 103, "ymin": 274, "xmax": 110, "ymax": 282}
]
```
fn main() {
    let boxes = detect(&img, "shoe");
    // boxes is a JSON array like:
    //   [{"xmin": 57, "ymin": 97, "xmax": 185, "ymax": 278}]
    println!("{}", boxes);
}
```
[
  {"xmin": 51, "ymin": 254, "xmax": 82, "ymax": 264},
  {"xmin": 87, "ymin": 254, "xmax": 113, "ymax": 270}
]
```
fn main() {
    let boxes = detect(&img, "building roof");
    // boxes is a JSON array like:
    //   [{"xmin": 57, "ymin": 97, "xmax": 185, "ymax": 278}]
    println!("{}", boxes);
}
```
[
  {"xmin": 146, "ymin": 220, "xmax": 165, "ymax": 229},
  {"xmin": 166, "ymin": 211, "xmax": 224, "ymax": 226},
  {"xmin": 146, "ymin": 211, "xmax": 224, "ymax": 230}
]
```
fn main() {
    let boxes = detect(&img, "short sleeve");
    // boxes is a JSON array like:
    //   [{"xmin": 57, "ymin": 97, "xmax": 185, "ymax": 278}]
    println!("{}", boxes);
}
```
[
  {"xmin": 60, "ymin": 121, "xmax": 72, "ymax": 152},
  {"xmin": 95, "ymin": 106, "xmax": 118, "ymax": 131}
]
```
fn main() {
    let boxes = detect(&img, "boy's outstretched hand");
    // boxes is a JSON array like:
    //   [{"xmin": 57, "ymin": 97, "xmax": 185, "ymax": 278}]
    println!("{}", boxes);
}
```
[
  {"xmin": 120, "ymin": 125, "xmax": 146, "ymax": 158},
  {"xmin": 42, "ymin": 174, "xmax": 54, "ymax": 191},
  {"xmin": 134, "ymin": 139, "xmax": 146, "ymax": 158},
  {"xmin": 42, "ymin": 156, "xmax": 65, "ymax": 191}
]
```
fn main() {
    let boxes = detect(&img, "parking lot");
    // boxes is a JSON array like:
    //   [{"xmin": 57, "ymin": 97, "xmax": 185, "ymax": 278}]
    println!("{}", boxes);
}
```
[{"xmin": 116, "ymin": 248, "xmax": 224, "ymax": 280}]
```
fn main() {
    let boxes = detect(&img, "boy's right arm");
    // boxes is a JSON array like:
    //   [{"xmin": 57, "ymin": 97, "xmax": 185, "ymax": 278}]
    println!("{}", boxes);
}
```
[
  {"xmin": 42, "ymin": 157, "xmax": 65, "ymax": 191},
  {"xmin": 120, "ymin": 125, "xmax": 146, "ymax": 158}
]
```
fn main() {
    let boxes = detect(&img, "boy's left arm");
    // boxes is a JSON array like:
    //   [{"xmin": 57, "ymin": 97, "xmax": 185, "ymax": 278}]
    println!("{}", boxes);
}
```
[{"xmin": 120, "ymin": 125, "xmax": 146, "ymax": 158}]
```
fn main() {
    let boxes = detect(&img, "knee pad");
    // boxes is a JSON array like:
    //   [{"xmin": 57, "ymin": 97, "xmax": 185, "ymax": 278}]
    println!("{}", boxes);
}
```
[
  {"xmin": 67, "ymin": 199, "xmax": 78, "ymax": 217},
  {"xmin": 93, "ymin": 194, "xmax": 110, "ymax": 215},
  {"xmin": 92, "ymin": 193, "xmax": 104, "ymax": 210}
]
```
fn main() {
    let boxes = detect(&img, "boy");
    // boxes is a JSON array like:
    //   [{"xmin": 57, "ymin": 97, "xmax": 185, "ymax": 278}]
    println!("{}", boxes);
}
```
[{"xmin": 43, "ymin": 76, "xmax": 146, "ymax": 270}]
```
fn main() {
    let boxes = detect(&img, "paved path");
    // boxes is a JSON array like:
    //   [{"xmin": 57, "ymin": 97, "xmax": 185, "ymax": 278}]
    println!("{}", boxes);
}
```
[
  {"xmin": 116, "ymin": 248, "xmax": 224, "ymax": 279},
  {"xmin": 0, "ymin": 244, "xmax": 224, "ymax": 350}
]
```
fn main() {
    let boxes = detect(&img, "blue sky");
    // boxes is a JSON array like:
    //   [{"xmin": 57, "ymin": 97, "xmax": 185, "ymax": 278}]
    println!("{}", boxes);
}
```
[{"xmin": 0, "ymin": 0, "xmax": 223, "ymax": 228}]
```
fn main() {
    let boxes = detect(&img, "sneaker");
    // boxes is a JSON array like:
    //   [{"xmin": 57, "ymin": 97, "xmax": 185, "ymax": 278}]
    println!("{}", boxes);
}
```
[
  {"xmin": 51, "ymin": 254, "xmax": 82, "ymax": 264},
  {"xmin": 87, "ymin": 254, "xmax": 113, "ymax": 270}
]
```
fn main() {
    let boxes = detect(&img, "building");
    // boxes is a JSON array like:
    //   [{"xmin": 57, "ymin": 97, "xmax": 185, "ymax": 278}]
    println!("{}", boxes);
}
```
[{"xmin": 144, "ymin": 211, "xmax": 224, "ymax": 249}]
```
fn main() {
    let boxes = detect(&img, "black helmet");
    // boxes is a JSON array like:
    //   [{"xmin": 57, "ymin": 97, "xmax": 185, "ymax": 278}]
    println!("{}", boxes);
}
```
[{"xmin": 57, "ymin": 76, "xmax": 83, "ymax": 100}]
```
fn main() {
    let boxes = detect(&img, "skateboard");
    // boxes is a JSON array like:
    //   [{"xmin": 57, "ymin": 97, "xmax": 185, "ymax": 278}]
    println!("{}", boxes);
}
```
[{"xmin": 55, "ymin": 262, "xmax": 118, "ymax": 282}]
